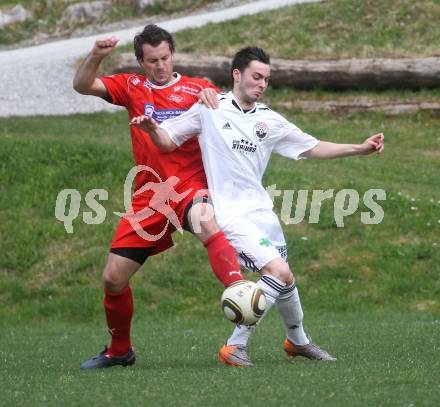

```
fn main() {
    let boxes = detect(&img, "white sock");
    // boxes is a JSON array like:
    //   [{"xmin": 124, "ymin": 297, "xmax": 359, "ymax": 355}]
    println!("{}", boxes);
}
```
[
  {"xmin": 275, "ymin": 284, "xmax": 309, "ymax": 345},
  {"xmin": 226, "ymin": 275, "xmax": 285, "ymax": 346}
]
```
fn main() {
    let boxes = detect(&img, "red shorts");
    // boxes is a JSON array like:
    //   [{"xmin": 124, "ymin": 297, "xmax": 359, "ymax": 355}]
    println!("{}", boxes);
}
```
[{"xmin": 111, "ymin": 182, "xmax": 208, "ymax": 256}]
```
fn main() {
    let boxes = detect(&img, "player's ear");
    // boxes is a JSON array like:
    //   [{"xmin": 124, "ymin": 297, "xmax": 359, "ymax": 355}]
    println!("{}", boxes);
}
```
[{"xmin": 232, "ymin": 68, "xmax": 241, "ymax": 83}]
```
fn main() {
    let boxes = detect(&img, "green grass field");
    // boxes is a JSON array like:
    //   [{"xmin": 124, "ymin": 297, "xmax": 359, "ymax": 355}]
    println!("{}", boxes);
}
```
[
  {"xmin": 1, "ymin": 312, "xmax": 439, "ymax": 406},
  {"xmin": 1, "ymin": 0, "xmax": 440, "ymax": 404}
]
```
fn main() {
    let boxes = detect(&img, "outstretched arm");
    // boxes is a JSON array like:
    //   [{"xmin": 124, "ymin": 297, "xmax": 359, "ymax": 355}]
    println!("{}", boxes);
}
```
[
  {"xmin": 132, "ymin": 104, "xmax": 203, "ymax": 152},
  {"xmin": 130, "ymin": 115, "xmax": 178, "ymax": 152},
  {"xmin": 303, "ymin": 133, "xmax": 384, "ymax": 159},
  {"xmin": 73, "ymin": 36, "xmax": 119, "ymax": 97}
]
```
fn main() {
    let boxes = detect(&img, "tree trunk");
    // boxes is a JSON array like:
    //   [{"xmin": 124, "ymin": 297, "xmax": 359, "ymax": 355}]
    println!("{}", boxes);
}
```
[
  {"xmin": 278, "ymin": 100, "xmax": 440, "ymax": 116},
  {"xmin": 109, "ymin": 53, "xmax": 440, "ymax": 90}
]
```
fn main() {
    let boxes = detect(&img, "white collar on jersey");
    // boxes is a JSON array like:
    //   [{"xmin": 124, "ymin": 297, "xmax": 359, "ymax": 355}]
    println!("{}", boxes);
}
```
[
  {"xmin": 226, "ymin": 91, "xmax": 258, "ymax": 114},
  {"xmin": 144, "ymin": 72, "xmax": 181, "ymax": 89}
]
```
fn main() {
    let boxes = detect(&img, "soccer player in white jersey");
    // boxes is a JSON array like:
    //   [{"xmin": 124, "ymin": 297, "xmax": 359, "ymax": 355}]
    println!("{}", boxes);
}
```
[{"xmin": 131, "ymin": 46, "xmax": 385, "ymax": 366}]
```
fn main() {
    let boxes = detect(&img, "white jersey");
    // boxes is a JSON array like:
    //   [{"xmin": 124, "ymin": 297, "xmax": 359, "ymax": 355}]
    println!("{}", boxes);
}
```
[{"xmin": 161, "ymin": 91, "xmax": 318, "ymax": 250}]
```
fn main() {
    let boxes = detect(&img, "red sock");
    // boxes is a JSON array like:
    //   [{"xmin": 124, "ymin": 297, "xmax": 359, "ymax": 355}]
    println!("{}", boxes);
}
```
[
  {"xmin": 204, "ymin": 231, "xmax": 244, "ymax": 287},
  {"xmin": 104, "ymin": 285, "xmax": 133, "ymax": 356}
]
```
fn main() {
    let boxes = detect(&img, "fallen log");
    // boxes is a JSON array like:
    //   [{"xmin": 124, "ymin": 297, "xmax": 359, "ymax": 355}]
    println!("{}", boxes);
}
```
[
  {"xmin": 278, "ymin": 100, "xmax": 440, "ymax": 116},
  {"xmin": 108, "ymin": 53, "xmax": 440, "ymax": 90}
]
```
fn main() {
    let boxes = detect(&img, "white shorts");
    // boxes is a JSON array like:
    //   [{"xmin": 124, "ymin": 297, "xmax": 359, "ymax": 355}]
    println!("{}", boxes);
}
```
[{"xmin": 221, "ymin": 209, "xmax": 288, "ymax": 273}]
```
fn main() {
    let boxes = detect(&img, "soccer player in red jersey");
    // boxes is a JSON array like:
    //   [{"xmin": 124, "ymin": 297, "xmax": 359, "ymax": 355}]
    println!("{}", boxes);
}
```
[{"xmin": 73, "ymin": 25, "xmax": 243, "ymax": 369}]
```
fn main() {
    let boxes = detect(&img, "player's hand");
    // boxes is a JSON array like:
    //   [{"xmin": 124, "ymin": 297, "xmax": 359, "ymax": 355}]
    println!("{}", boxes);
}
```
[
  {"xmin": 130, "ymin": 115, "xmax": 159, "ymax": 133},
  {"xmin": 359, "ymin": 133, "xmax": 385, "ymax": 155},
  {"xmin": 92, "ymin": 36, "xmax": 119, "ymax": 57},
  {"xmin": 198, "ymin": 88, "xmax": 219, "ymax": 109}
]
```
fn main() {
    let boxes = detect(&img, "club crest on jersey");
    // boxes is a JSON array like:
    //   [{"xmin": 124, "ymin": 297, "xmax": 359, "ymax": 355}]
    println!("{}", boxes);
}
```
[
  {"xmin": 168, "ymin": 94, "xmax": 185, "ymax": 103},
  {"xmin": 144, "ymin": 103, "xmax": 155, "ymax": 117},
  {"xmin": 174, "ymin": 85, "xmax": 181, "ymax": 92},
  {"xmin": 130, "ymin": 77, "xmax": 141, "ymax": 86},
  {"xmin": 254, "ymin": 122, "xmax": 269, "ymax": 141}
]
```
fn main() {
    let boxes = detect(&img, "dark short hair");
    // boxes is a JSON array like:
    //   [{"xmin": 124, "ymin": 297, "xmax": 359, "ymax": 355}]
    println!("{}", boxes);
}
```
[
  {"xmin": 230, "ymin": 46, "xmax": 270, "ymax": 84},
  {"xmin": 134, "ymin": 24, "xmax": 175, "ymax": 61}
]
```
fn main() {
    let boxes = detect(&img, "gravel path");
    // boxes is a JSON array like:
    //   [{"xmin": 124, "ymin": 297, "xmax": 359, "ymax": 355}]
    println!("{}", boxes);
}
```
[{"xmin": 0, "ymin": 0, "xmax": 321, "ymax": 117}]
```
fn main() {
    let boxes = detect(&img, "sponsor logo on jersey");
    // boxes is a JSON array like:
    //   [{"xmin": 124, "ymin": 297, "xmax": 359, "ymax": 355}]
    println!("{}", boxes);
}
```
[
  {"xmin": 151, "ymin": 109, "xmax": 186, "ymax": 123},
  {"xmin": 181, "ymin": 85, "xmax": 200, "ymax": 96},
  {"xmin": 131, "ymin": 77, "xmax": 141, "ymax": 86},
  {"xmin": 174, "ymin": 85, "xmax": 181, "ymax": 92},
  {"xmin": 232, "ymin": 138, "xmax": 257, "ymax": 155},
  {"xmin": 254, "ymin": 122, "xmax": 269, "ymax": 141},
  {"xmin": 222, "ymin": 122, "xmax": 232, "ymax": 130},
  {"xmin": 168, "ymin": 93, "xmax": 185, "ymax": 103},
  {"xmin": 144, "ymin": 103, "xmax": 155, "ymax": 117}
]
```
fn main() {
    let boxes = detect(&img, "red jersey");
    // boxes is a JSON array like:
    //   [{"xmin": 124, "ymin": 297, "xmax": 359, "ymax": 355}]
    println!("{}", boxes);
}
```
[{"xmin": 100, "ymin": 72, "xmax": 218, "ymax": 196}]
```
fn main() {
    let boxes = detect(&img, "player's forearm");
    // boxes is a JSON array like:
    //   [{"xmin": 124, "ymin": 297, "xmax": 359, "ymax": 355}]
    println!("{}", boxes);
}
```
[
  {"xmin": 149, "ymin": 128, "xmax": 178, "ymax": 153},
  {"xmin": 305, "ymin": 141, "xmax": 364, "ymax": 159},
  {"xmin": 73, "ymin": 53, "xmax": 105, "ymax": 94}
]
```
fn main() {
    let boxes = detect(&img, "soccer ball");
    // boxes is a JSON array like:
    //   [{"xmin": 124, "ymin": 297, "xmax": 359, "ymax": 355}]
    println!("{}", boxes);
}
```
[{"xmin": 221, "ymin": 280, "xmax": 266, "ymax": 325}]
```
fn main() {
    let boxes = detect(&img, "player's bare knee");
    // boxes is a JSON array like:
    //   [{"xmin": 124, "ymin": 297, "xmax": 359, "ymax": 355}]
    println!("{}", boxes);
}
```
[
  {"xmin": 103, "ymin": 252, "xmax": 140, "ymax": 291},
  {"xmin": 188, "ymin": 203, "xmax": 219, "ymax": 240},
  {"xmin": 102, "ymin": 265, "xmax": 127, "ymax": 291},
  {"xmin": 278, "ymin": 265, "xmax": 294, "ymax": 285},
  {"xmin": 262, "ymin": 259, "xmax": 292, "ymax": 285},
  {"xmin": 275, "ymin": 261, "xmax": 295, "ymax": 286},
  {"xmin": 285, "ymin": 266, "xmax": 295, "ymax": 286},
  {"xmin": 285, "ymin": 271, "xmax": 295, "ymax": 286},
  {"xmin": 199, "ymin": 217, "xmax": 219, "ymax": 238}
]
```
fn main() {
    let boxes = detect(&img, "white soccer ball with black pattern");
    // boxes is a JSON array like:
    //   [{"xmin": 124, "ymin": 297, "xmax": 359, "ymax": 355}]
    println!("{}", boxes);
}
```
[{"xmin": 221, "ymin": 280, "xmax": 266, "ymax": 325}]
